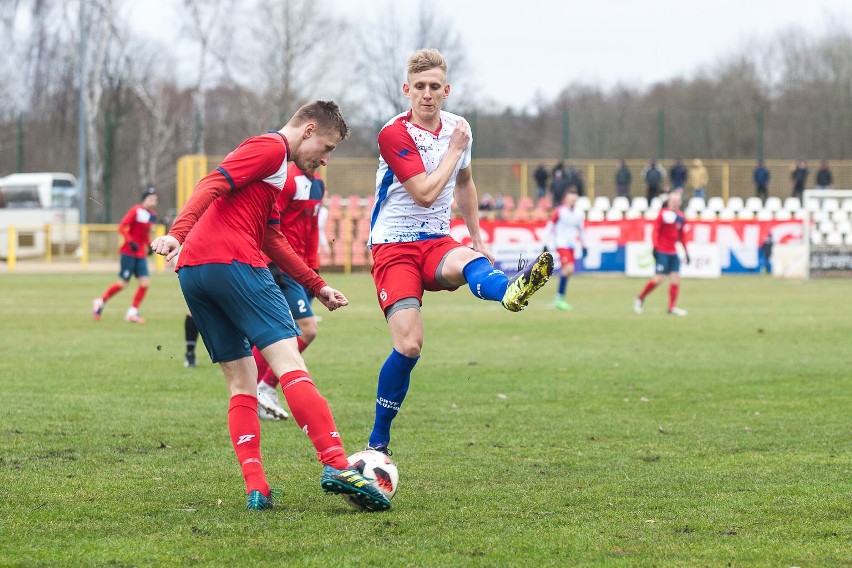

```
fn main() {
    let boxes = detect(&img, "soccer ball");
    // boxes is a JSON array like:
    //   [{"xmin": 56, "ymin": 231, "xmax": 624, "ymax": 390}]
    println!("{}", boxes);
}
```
[{"xmin": 342, "ymin": 450, "xmax": 399, "ymax": 510}]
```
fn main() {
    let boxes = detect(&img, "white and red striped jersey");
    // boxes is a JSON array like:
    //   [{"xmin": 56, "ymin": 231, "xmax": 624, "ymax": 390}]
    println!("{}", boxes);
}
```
[
  {"xmin": 545, "ymin": 204, "xmax": 586, "ymax": 250},
  {"xmin": 368, "ymin": 110, "xmax": 472, "ymax": 247}
]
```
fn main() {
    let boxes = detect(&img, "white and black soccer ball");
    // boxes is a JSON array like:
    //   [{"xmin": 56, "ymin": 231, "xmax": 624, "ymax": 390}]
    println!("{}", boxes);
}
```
[{"xmin": 343, "ymin": 450, "xmax": 399, "ymax": 510}]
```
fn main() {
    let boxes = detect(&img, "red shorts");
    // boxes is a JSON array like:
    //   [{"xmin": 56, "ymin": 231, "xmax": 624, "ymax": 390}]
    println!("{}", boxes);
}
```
[
  {"xmin": 556, "ymin": 247, "xmax": 576, "ymax": 267},
  {"xmin": 370, "ymin": 236, "xmax": 464, "ymax": 313}
]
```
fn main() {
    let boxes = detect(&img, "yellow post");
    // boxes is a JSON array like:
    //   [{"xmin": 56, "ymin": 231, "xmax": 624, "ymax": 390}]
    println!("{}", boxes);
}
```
[
  {"xmin": 722, "ymin": 162, "xmax": 730, "ymax": 202},
  {"xmin": 80, "ymin": 225, "xmax": 89, "ymax": 267},
  {"xmin": 519, "ymin": 162, "xmax": 528, "ymax": 200},
  {"xmin": 45, "ymin": 224, "xmax": 52, "ymax": 263},
  {"xmin": 7, "ymin": 226, "xmax": 15, "ymax": 273},
  {"xmin": 154, "ymin": 224, "xmax": 166, "ymax": 272},
  {"xmin": 587, "ymin": 163, "xmax": 596, "ymax": 200}
]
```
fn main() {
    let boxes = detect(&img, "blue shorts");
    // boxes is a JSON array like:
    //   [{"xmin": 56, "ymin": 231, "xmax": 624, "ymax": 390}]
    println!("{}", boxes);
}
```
[
  {"xmin": 119, "ymin": 254, "xmax": 149, "ymax": 280},
  {"xmin": 178, "ymin": 262, "xmax": 299, "ymax": 363},
  {"xmin": 269, "ymin": 264, "xmax": 314, "ymax": 320},
  {"xmin": 654, "ymin": 251, "xmax": 681, "ymax": 275}
]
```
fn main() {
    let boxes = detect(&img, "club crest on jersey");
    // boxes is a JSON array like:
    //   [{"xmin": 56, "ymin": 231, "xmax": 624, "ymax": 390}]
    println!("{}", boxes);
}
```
[{"xmin": 380, "ymin": 289, "xmax": 388, "ymax": 302}]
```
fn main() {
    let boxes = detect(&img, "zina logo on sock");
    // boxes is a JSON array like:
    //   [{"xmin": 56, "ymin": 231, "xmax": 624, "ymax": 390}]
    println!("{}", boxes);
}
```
[{"xmin": 236, "ymin": 434, "xmax": 256, "ymax": 445}]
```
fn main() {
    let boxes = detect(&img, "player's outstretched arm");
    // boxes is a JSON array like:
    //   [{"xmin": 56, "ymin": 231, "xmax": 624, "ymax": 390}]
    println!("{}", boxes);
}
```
[{"xmin": 315, "ymin": 286, "xmax": 349, "ymax": 311}]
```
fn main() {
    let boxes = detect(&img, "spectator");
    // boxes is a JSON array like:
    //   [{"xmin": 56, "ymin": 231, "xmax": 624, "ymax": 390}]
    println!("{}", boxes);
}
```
[
  {"xmin": 753, "ymin": 159, "xmax": 771, "ymax": 203},
  {"xmin": 669, "ymin": 158, "xmax": 688, "ymax": 191},
  {"xmin": 564, "ymin": 160, "xmax": 584, "ymax": 197},
  {"xmin": 687, "ymin": 158, "xmax": 709, "ymax": 200},
  {"xmin": 552, "ymin": 161, "xmax": 566, "ymax": 180},
  {"xmin": 641, "ymin": 158, "xmax": 666, "ymax": 202},
  {"xmin": 815, "ymin": 160, "xmax": 833, "ymax": 189},
  {"xmin": 550, "ymin": 168, "xmax": 570, "ymax": 208},
  {"xmin": 615, "ymin": 159, "xmax": 632, "ymax": 203},
  {"xmin": 791, "ymin": 159, "xmax": 808, "ymax": 200},
  {"xmin": 533, "ymin": 164, "xmax": 549, "ymax": 200},
  {"xmin": 479, "ymin": 193, "xmax": 496, "ymax": 211}
]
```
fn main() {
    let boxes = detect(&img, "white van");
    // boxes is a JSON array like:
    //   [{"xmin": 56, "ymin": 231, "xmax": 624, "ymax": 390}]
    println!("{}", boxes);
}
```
[{"xmin": 0, "ymin": 172, "xmax": 80, "ymax": 258}]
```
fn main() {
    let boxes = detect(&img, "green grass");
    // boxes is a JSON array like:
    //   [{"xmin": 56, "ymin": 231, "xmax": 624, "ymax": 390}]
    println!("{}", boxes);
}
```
[{"xmin": 1, "ymin": 271, "xmax": 850, "ymax": 567}]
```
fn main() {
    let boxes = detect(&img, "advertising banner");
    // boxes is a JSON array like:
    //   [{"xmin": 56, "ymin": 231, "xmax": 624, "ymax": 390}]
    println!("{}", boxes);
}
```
[{"xmin": 450, "ymin": 218, "xmax": 802, "ymax": 274}]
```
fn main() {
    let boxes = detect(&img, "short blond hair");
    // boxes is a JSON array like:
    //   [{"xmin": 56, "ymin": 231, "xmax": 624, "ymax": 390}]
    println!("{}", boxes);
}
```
[{"xmin": 407, "ymin": 48, "xmax": 447, "ymax": 78}]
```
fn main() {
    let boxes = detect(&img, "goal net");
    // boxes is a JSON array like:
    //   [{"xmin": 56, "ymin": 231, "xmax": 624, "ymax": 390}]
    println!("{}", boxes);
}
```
[{"xmin": 803, "ymin": 189, "xmax": 852, "ymax": 278}]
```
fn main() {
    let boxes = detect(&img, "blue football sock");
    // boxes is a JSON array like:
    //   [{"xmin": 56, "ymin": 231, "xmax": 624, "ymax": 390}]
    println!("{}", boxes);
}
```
[
  {"xmin": 558, "ymin": 275, "xmax": 568, "ymax": 296},
  {"xmin": 463, "ymin": 257, "xmax": 509, "ymax": 301},
  {"xmin": 369, "ymin": 349, "xmax": 419, "ymax": 447}
]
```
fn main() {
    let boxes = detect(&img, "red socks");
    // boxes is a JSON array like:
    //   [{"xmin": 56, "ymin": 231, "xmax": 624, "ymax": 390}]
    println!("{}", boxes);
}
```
[
  {"xmin": 639, "ymin": 280, "xmax": 658, "ymax": 301},
  {"xmin": 102, "ymin": 282, "xmax": 123, "ymax": 302},
  {"xmin": 131, "ymin": 286, "xmax": 148, "ymax": 309},
  {"xmin": 279, "ymin": 370, "xmax": 349, "ymax": 469},
  {"xmin": 668, "ymin": 284, "xmax": 680, "ymax": 310},
  {"xmin": 228, "ymin": 394, "xmax": 269, "ymax": 495},
  {"xmin": 297, "ymin": 337, "xmax": 308, "ymax": 353},
  {"xmin": 251, "ymin": 346, "xmax": 278, "ymax": 387}
]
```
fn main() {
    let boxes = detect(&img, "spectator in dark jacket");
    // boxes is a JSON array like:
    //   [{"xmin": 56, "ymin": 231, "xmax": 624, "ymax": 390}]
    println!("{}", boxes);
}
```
[
  {"xmin": 816, "ymin": 160, "xmax": 833, "ymax": 189},
  {"xmin": 791, "ymin": 159, "xmax": 808, "ymax": 200},
  {"xmin": 753, "ymin": 159, "xmax": 771, "ymax": 203},
  {"xmin": 669, "ymin": 158, "xmax": 688, "ymax": 191},
  {"xmin": 615, "ymin": 160, "xmax": 632, "ymax": 203}
]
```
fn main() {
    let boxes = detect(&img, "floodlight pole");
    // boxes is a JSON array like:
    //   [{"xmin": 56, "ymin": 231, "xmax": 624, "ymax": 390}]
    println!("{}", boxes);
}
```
[{"xmin": 77, "ymin": 0, "xmax": 88, "ymax": 224}]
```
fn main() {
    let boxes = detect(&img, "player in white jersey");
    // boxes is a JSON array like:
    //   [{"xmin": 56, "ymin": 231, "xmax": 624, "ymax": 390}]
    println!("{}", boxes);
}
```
[
  {"xmin": 543, "ymin": 190, "xmax": 587, "ymax": 311},
  {"xmin": 365, "ymin": 49, "xmax": 553, "ymax": 456}
]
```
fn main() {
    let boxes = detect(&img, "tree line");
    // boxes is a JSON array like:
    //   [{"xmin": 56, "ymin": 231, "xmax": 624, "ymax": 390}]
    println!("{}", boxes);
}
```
[{"xmin": 1, "ymin": 0, "xmax": 850, "ymax": 221}]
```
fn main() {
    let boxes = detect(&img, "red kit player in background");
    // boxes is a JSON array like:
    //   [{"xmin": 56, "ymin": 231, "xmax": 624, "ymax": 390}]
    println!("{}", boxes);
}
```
[
  {"xmin": 92, "ymin": 187, "xmax": 158, "ymax": 323},
  {"xmin": 252, "ymin": 161, "xmax": 327, "ymax": 421},
  {"xmin": 634, "ymin": 191, "xmax": 690, "ymax": 316}
]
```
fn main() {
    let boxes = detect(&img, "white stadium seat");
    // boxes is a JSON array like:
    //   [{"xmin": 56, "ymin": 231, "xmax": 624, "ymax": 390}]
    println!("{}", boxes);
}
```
[
  {"xmin": 744, "ymin": 196, "xmax": 764, "ymax": 212},
  {"xmin": 685, "ymin": 210, "xmax": 700, "ymax": 221},
  {"xmin": 822, "ymin": 198, "xmax": 840, "ymax": 211},
  {"xmin": 805, "ymin": 198, "xmax": 821, "ymax": 212},
  {"xmin": 818, "ymin": 220, "xmax": 835, "ymax": 234},
  {"xmin": 606, "ymin": 209, "xmax": 624, "ymax": 221},
  {"xmin": 846, "ymin": 233, "xmax": 852, "ymax": 245},
  {"xmin": 831, "ymin": 210, "xmax": 849, "ymax": 223},
  {"xmin": 630, "ymin": 196, "xmax": 649, "ymax": 211},
  {"xmin": 774, "ymin": 210, "xmax": 792, "ymax": 221},
  {"xmin": 825, "ymin": 232, "xmax": 844, "ymax": 246},
  {"xmin": 699, "ymin": 209, "xmax": 717, "ymax": 221},
  {"xmin": 794, "ymin": 210, "xmax": 807, "ymax": 220},
  {"xmin": 706, "ymin": 196, "xmax": 725, "ymax": 212},
  {"xmin": 624, "ymin": 209, "xmax": 643, "ymax": 220},
  {"xmin": 842, "ymin": 198, "xmax": 852, "ymax": 213},
  {"xmin": 811, "ymin": 210, "xmax": 829, "ymax": 223},
  {"xmin": 718, "ymin": 209, "xmax": 736, "ymax": 221},
  {"xmin": 756, "ymin": 209, "xmax": 774, "ymax": 221},
  {"xmin": 593, "ymin": 196, "xmax": 611, "ymax": 211},
  {"xmin": 835, "ymin": 221, "xmax": 852, "ymax": 234},
  {"xmin": 586, "ymin": 209, "xmax": 605, "ymax": 222},
  {"xmin": 764, "ymin": 196, "xmax": 783, "ymax": 211},
  {"xmin": 644, "ymin": 209, "xmax": 659, "ymax": 220},
  {"xmin": 783, "ymin": 197, "xmax": 802, "ymax": 211},
  {"xmin": 727, "ymin": 196, "xmax": 745, "ymax": 211},
  {"xmin": 576, "ymin": 196, "xmax": 591, "ymax": 211},
  {"xmin": 810, "ymin": 231, "xmax": 823, "ymax": 244},
  {"xmin": 649, "ymin": 197, "xmax": 663, "ymax": 210},
  {"xmin": 611, "ymin": 196, "xmax": 630, "ymax": 211},
  {"xmin": 687, "ymin": 196, "xmax": 706, "ymax": 211},
  {"xmin": 738, "ymin": 209, "xmax": 755, "ymax": 220}
]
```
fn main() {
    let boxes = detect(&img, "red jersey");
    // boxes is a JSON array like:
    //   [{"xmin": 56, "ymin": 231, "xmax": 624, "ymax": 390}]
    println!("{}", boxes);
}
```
[
  {"xmin": 168, "ymin": 131, "xmax": 326, "ymax": 295},
  {"xmin": 653, "ymin": 206, "xmax": 686, "ymax": 254},
  {"xmin": 266, "ymin": 163, "xmax": 325, "ymax": 270},
  {"xmin": 118, "ymin": 204, "xmax": 157, "ymax": 258}
]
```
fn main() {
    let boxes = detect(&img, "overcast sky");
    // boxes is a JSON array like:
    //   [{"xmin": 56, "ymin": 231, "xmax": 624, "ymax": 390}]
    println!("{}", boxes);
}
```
[{"xmin": 132, "ymin": 0, "xmax": 852, "ymax": 110}]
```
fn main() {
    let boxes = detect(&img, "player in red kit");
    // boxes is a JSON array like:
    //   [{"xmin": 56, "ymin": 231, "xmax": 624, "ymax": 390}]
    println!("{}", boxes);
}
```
[
  {"xmin": 150, "ymin": 101, "xmax": 391, "ymax": 512},
  {"xmin": 92, "ymin": 187, "xmax": 158, "ymax": 323},
  {"xmin": 254, "ymin": 162, "xmax": 326, "ymax": 421},
  {"xmin": 634, "ymin": 191, "xmax": 690, "ymax": 316}
]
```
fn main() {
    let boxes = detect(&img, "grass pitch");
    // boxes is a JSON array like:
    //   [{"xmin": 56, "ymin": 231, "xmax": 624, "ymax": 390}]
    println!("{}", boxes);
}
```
[{"xmin": 0, "ymin": 270, "xmax": 850, "ymax": 567}]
